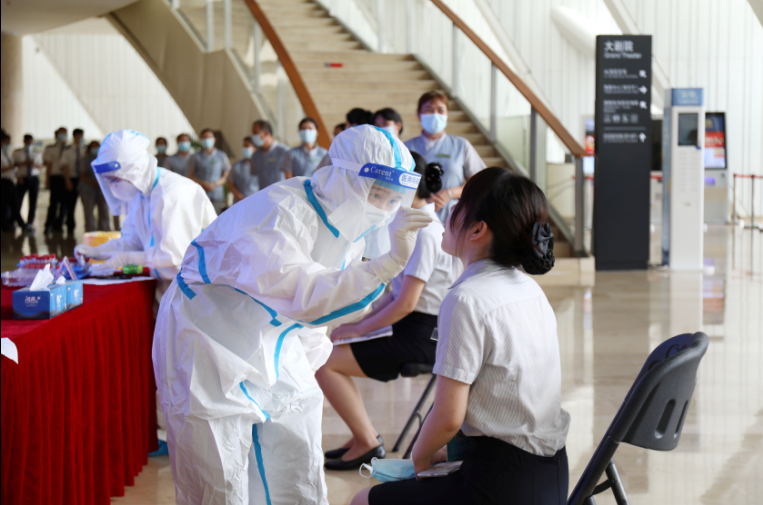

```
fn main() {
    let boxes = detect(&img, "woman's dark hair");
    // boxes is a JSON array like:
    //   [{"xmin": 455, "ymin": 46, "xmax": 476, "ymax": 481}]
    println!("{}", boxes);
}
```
[
  {"xmin": 417, "ymin": 90, "xmax": 449, "ymax": 113},
  {"xmin": 346, "ymin": 108, "xmax": 373, "ymax": 126},
  {"xmin": 449, "ymin": 167, "xmax": 555, "ymax": 275},
  {"xmin": 373, "ymin": 108, "xmax": 404, "ymax": 135},
  {"xmin": 299, "ymin": 117, "xmax": 319, "ymax": 131},
  {"xmin": 410, "ymin": 151, "xmax": 443, "ymax": 200}
]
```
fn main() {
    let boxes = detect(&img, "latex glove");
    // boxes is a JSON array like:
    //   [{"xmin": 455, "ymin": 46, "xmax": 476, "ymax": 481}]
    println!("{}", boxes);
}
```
[
  {"xmin": 75, "ymin": 239, "xmax": 121, "ymax": 260},
  {"xmin": 74, "ymin": 243, "xmax": 110, "ymax": 260},
  {"xmin": 368, "ymin": 207, "xmax": 433, "ymax": 283},
  {"xmin": 102, "ymin": 250, "xmax": 148, "ymax": 270}
]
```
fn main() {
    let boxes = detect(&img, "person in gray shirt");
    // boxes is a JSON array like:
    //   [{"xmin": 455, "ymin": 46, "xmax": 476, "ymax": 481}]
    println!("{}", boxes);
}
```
[
  {"xmin": 187, "ymin": 128, "xmax": 231, "ymax": 214},
  {"xmin": 280, "ymin": 117, "xmax": 328, "ymax": 178},
  {"xmin": 165, "ymin": 133, "xmax": 194, "ymax": 177},
  {"xmin": 228, "ymin": 136, "xmax": 258, "ymax": 204},
  {"xmin": 250, "ymin": 119, "xmax": 289, "ymax": 190},
  {"xmin": 155, "ymin": 136, "xmax": 169, "ymax": 168}
]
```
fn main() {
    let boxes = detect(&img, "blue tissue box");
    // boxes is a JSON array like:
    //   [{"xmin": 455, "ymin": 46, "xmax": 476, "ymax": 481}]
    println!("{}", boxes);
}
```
[
  {"xmin": 65, "ymin": 280, "xmax": 84, "ymax": 310},
  {"xmin": 12, "ymin": 284, "xmax": 69, "ymax": 320}
]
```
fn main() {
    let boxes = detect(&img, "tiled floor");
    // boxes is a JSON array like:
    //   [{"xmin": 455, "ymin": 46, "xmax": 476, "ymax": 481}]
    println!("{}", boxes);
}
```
[{"xmin": 3, "ymin": 192, "xmax": 761, "ymax": 504}]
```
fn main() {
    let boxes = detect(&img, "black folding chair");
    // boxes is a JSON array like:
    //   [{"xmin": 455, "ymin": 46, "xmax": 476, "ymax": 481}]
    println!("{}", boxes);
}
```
[
  {"xmin": 568, "ymin": 332, "xmax": 709, "ymax": 505},
  {"xmin": 391, "ymin": 363, "xmax": 436, "ymax": 457}
]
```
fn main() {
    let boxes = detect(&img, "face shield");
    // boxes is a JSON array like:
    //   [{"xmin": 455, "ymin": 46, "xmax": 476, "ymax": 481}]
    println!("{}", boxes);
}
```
[
  {"xmin": 91, "ymin": 130, "xmax": 157, "ymax": 216},
  {"xmin": 309, "ymin": 125, "xmax": 421, "ymax": 259}
]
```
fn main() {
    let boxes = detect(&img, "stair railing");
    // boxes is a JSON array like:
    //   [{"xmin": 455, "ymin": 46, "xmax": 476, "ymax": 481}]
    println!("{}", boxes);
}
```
[{"xmin": 167, "ymin": 0, "xmax": 331, "ymax": 148}]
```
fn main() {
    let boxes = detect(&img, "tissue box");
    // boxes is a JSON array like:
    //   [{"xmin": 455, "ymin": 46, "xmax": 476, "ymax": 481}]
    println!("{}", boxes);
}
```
[
  {"xmin": 12, "ymin": 284, "xmax": 69, "ymax": 320},
  {"xmin": 65, "ymin": 280, "xmax": 84, "ymax": 310}
]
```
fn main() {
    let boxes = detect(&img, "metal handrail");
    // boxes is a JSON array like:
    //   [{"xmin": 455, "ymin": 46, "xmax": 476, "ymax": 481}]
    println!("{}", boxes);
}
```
[
  {"xmin": 243, "ymin": 0, "xmax": 332, "ymax": 149},
  {"xmin": 430, "ymin": 0, "xmax": 587, "ymax": 159}
]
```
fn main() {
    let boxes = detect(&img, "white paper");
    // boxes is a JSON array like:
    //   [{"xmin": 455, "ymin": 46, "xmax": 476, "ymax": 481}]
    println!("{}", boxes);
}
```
[
  {"xmin": 333, "ymin": 326, "xmax": 393, "ymax": 346},
  {"xmin": 29, "ymin": 264, "xmax": 54, "ymax": 291},
  {"xmin": 55, "ymin": 276, "xmax": 66, "ymax": 285},
  {"xmin": 81, "ymin": 276, "xmax": 153, "ymax": 285},
  {"xmin": 1, "ymin": 338, "xmax": 19, "ymax": 364}
]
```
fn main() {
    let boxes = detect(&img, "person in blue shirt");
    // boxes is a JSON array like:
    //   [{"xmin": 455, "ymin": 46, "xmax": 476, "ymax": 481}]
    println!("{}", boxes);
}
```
[
  {"xmin": 404, "ymin": 91, "xmax": 486, "ymax": 222},
  {"xmin": 228, "ymin": 136, "xmax": 259, "ymax": 203},
  {"xmin": 280, "ymin": 117, "xmax": 328, "ymax": 179}
]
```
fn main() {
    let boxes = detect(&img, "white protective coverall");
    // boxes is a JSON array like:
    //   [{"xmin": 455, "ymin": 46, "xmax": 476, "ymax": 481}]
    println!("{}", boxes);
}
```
[
  {"xmin": 74, "ymin": 130, "xmax": 217, "ymax": 306},
  {"xmin": 153, "ymin": 125, "xmax": 430, "ymax": 505}
]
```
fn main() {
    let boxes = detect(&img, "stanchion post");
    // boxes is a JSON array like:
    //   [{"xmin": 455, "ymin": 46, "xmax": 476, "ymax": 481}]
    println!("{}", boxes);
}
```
[
  {"xmin": 733, "ymin": 173, "xmax": 737, "ymax": 224},
  {"xmin": 752, "ymin": 175, "xmax": 756, "ymax": 229}
]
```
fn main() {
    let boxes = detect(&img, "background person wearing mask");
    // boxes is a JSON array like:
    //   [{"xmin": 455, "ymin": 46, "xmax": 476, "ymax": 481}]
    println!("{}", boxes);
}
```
[
  {"xmin": 74, "ymin": 129, "xmax": 217, "ymax": 308},
  {"xmin": 280, "ymin": 117, "xmax": 328, "ymax": 178},
  {"xmin": 166, "ymin": 133, "xmax": 193, "ymax": 177},
  {"xmin": 43, "ymin": 127, "xmax": 69, "ymax": 233},
  {"xmin": 187, "ymin": 128, "xmax": 231, "ymax": 214},
  {"xmin": 373, "ymin": 108, "xmax": 404, "ymax": 138},
  {"xmin": 318, "ymin": 153, "xmax": 460, "ymax": 471},
  {"xmin": 405, "ymin": 91, "xmax": 486, "ymax": 222},
  {"xmin": 152, "ymin": 125, "xmax": 431, "ymax": 505},
  {"xmin": 227, "ymin": 136, "xmax": 258, "ymax": 203},
  {"xmin": 61, "ymin": 128, "xmax": 85, "ymax": 233},
  {"xmin": 79, "ymin": 140, "xmax": 111, "ymax": 232},
  {"xmin": 250, "ymin": 119, "xmax": 290, "ymax": 190},
  {"xmin": 155, "ymin": 137, "xmax": 169, "ymax": 168},
  {"xmin": 13, "ymin": 134, "xmax": 43, "ymax": 231},
  {"xmin": 1, "ymin": 132, "xmax": 26, "ymax": 232}
]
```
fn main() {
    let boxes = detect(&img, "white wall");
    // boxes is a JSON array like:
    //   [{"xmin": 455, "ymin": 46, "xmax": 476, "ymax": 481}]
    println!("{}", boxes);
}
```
[
  {"xmin": 22, "ymin": 35, "xmax": 104, "ymax": 143},
  {"xmin": 614, "ymin": 0, "xmax": 763, "ymax": 182},
  {"xmin": 24, "ymin": 17, "xmax": 195, "ymax": 149}
]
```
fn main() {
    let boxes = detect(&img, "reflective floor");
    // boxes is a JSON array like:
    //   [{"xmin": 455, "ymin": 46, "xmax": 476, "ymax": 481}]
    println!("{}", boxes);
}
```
[{"xmin": 2, "ymin": 193, "xmax": 761, "ymax": 505}]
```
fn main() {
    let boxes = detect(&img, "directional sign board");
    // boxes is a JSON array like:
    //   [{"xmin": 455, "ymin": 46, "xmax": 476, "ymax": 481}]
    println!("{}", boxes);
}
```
[{"xmin": 593, "ymin": 35, "xmax": 652, "ymax": 270}]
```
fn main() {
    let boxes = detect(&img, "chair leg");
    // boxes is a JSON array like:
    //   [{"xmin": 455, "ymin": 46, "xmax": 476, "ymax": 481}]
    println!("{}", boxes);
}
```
[
  {"xmin": 391, "ymin": 375, "xmax": 437, "ymax": 452},
  {"xmin": 605, "ymin": 459, "xmax": 630, "ymax": 505},
  {"xmin": 403, "ymin": 403, "xmax": 433, "ymax": 459}
]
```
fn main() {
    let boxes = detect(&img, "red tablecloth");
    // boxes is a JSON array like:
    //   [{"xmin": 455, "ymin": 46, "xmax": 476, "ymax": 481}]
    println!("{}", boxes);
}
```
[{"xmin": 1, "ymin": 280, "xmax": 159, "ymax": 505}]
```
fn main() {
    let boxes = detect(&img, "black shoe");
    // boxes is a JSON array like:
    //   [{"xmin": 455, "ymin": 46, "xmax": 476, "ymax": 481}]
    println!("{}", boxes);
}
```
[
  {"xmin": 324, "ymin": 435, "xmax": 383, "ymax": 460},
  {"xmin": 324, "ymin": 444, "xmax": 386, "ymax": 471}
]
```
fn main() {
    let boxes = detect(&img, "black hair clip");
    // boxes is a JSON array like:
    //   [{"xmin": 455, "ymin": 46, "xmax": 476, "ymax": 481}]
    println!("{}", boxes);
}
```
[{"xmin": 425, "ymin": 162, "xmax": 444, "ymax": 193}]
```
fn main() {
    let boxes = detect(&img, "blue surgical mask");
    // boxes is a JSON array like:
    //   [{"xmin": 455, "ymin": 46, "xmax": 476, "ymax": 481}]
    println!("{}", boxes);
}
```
[
  {"xmin": 241, "ymin": 147, "xmax": 254, "ymax": 159},
  {"xmin": 57, "ymin": 133, "xmax": 67, "ymax": 143},
  {"xmin": 157, "ymin": 144, "xmax": 167, "ymax": 154},
  {"xmin": 178, "ymin": 141, "xmax": 191, "ymax": 153},
  {"xmin": 360, "ymin": 458, "xmax": 416, "ymax": 483},
  {"xmin": 251, "ymin": 134, "xmax": 265, "ymax": 148},
  {"xmin": 299, "ymin": 128, "xmax": 317, "ymax": 144},
  {"xmin": 201, "ymin": 137, "xmax": 215, "ymax": 150},
  {"xmin": 381, "ymin": 125, "xmax": 398, "ymax": 137},
  {"xmin": 90, "ymin": 147, "xmax": 99, "ymax": 156},
  {"xmin": 78, "ymin": 138, "xmax": 85, "ymax": 147},
  {"xmin": 420, "ymin": 113, "xmax": 447, "ymax": 135}
]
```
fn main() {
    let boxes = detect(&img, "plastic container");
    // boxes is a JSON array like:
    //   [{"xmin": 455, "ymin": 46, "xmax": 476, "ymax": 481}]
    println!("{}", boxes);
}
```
[{"xmin": 83, "ymin": 231, "xmax": 122, "ymax": 264}]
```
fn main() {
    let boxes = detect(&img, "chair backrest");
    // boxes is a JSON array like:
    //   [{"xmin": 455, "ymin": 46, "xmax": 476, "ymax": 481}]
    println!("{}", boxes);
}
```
[{"xmin": 568, "ymin": 332, "xmax": 708, "ymax": 505}]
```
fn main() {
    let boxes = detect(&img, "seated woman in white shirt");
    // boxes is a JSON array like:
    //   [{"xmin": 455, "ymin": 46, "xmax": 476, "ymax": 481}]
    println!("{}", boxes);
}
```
[
  {"xmin": 352, "ymin": 167, "xmax": 570, "ymax": 505},
  {"xmin": 317, "ymin": 152, "xmax": 462, "ymax": 471}
]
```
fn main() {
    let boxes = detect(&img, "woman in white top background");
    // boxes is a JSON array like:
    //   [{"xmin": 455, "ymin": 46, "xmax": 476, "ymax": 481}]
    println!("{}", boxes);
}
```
[
  {"xmin": 317, "ymin": 152, "xmax": 462, "ymax": 471},
  {"xmin": 353, "ymin": 167, "xmax": 570, "ymax": 505}
]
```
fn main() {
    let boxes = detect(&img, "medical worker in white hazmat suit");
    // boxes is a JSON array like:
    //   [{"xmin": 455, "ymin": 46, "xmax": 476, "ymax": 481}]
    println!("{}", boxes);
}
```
[
  {"xmin": 74, "ymin": 130, "xmax": 217, "ymax": 306},
  {"xmin": 153, "ymin": 125, "xmax": 432, "ymax": 505}
]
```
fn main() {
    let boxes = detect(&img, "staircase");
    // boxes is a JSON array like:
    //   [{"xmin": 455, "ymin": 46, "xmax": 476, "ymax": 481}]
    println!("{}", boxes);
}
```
[{"xmin": 178, "ymin": 0, "xmax": 507, "ymax": 169}]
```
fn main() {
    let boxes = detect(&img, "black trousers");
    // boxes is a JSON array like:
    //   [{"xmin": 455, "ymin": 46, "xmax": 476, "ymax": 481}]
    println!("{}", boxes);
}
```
[
  {"xmin": 369, "ymin": 437, "xmax": 569, "ymax": 505},
  {"xmin": 1, "ymin": 179, "xmax": 25, "ymax": 231},
  {"xmin": 65, "ymin": 177, "xmax": 79, "ymax": 231},
  {"xmin": 46, "ymin": 175, "xmax": 66, "ymax": 231},
  {"xmin": 17, "ymin": 175, "xmax": 40, "ymax": 224}
]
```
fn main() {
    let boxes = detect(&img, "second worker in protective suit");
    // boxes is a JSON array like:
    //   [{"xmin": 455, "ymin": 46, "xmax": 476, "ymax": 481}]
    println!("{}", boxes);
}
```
[
  {"xmin": 74, "ymin": 129, "xmax": 218, "ymax": 307},
  {"xmin": 153, "ymin": 125, "xmax": 433, "ymax": 504}
]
